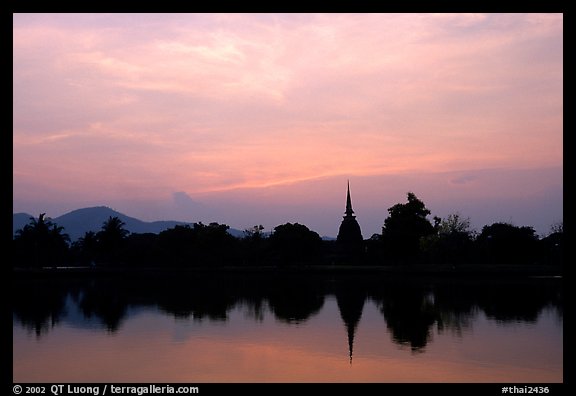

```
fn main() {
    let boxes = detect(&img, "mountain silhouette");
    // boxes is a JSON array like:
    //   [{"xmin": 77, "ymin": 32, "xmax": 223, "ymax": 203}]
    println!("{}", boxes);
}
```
[
  {"xmin": 13, "ymin": 206, "xmax": 245, "ymax": 241},
  {"xmin": 13, "ymin": 213, "xmax": 33, "ymax": 236}
]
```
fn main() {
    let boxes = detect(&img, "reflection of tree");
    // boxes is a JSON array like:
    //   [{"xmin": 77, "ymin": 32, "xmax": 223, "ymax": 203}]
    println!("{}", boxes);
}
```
[
  {"xmin": 12, "ymin": 273, "xmax": 563, "ymax": 357},
  {"xmin": 333, "ymin": 283, "xmax": 366, "ymax": 363},
  {"xmin": 372, "ymin": 283, "xmax": 438, "ymax": 352},
  {"xmin": 12, "ymin": 279, "xmax": 69, "ymax": 337},
  {"xmin": 476, "ymin": 280, "xmax": 561, "ymax": 323},
  {"xmin": 431, "ymin": 278, "xmax": 563, "ymax": 325},
  {"xmin": 77, "ymin": 280, "xmax": 130, "ymax": 332},
  {"xmin": 436, "ymin": 309, "xmax": 475, "ymax": 338},
  {"xmin": 155, "ymin": 277, "xmax": 237, "ymax": 321},
  {"xmin": 240, "ymin": 297, "xmax": 267, "ymax": 322},
  {"xmin": 267, "ymin": 278, "xmax": 325, "ymax": 324}
]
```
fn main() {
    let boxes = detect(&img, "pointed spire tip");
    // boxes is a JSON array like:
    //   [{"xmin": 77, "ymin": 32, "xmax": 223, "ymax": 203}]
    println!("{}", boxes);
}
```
[{"xmin": 345, "ymin": 180, "xmax": 354, "ymax": 216}]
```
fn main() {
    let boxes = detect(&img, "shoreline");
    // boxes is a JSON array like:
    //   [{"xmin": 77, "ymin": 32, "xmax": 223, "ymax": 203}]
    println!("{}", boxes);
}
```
[{"xmin": 12, "ymin": 263, "xmax": 563, "ymax": 279}]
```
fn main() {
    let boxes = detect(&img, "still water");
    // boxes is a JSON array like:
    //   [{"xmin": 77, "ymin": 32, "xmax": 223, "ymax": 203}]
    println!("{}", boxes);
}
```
[{"xmin": 13, "ymin": 271, "xmax": 562, "ymax": 382}]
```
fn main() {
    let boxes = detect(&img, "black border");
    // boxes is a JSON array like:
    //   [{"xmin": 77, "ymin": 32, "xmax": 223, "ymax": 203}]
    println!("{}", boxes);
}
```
[{"xmin": 8, "ymin": 4, "xmax": 571, "ymax": 394}]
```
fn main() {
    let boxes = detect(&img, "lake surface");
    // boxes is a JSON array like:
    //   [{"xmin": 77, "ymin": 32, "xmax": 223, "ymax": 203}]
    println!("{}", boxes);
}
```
[{"xmin": 13, "ymin": 271, "xmax": 563, "ymax": 382}]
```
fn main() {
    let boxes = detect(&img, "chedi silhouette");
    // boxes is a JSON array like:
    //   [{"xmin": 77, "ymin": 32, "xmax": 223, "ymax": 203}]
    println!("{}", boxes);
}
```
[{"xmin": 336, "ymin": 181, "xmax": 364, "ymax": 257}]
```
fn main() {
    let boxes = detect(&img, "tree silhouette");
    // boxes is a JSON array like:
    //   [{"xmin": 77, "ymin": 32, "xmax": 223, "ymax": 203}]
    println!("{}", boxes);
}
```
[
  {"xmin": 539, "ymin": 224, "xmax": 563, "ymax": 265},
  {"xmin": 241, "ymin": 225, "xmax": 268, "ymax": 266},
  {"xmin": 381, "ymin": 192, "xmax": 435, "ymax": 264},
  {"xmin": 244, "ymin": 224, "xmax": 265, "ymax": 239},
  {"xmin": 193, "ymin": 222, "xmax": 238, "ymax": 266},
  {"xmin": 96, "ymin": 216, "xmax": 129, "ymax": 265},
  {"xmin": 268, "ymin": 223, "xmax": 322, "ymax": 266},
  {"xmin": 122, "ymin": 233, "xmax": 161, "ymax": 267},
  {"xmin": 420, "ymin": 213, "xmax": 476, "ymax": 265},
  {"xmin": 476, "ymin": 222, "xmax": 539, "ymax": 264},
  {"xmin": 13, "ymin": 213, "xmax": 70, "ymax": 267},
  {"xmin": 157, "ymin": 225, "xmax": 196, "ymax": 267},
  {"xmin": 156, "ymin": 222, "xmax": 237, "ymax": 267},
  {"xmin": 71, "ymin": 231, "xmax": 98, "ymax": 265}
]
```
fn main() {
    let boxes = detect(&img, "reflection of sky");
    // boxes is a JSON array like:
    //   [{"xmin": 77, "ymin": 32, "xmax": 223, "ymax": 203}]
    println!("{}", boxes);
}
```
[{"xmin": 13, "ymin": 296, "xmax": 562, "ymax": 382}]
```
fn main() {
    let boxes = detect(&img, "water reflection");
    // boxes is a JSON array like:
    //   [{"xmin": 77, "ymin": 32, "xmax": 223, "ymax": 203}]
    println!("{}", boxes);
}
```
[
  {"xmin": 13, "ymin": 272, "xmax": 562, "ymax": 356},
  {"xmin": 333, "ymin": 280, "xmax": 366, "ymax": 363},
  {"xmin": 373, "ymin": 282, "xmax": 439, "ymax": 352}
]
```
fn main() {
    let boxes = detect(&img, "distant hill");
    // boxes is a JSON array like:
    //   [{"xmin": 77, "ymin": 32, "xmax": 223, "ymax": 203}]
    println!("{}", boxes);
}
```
[
  {"xmin": 13, "ymin": 213, "xmax": 34, "ymax": 236},
  {"xmin": 13, "ymin": 206, "xmax": 245, "ymax": 241}
]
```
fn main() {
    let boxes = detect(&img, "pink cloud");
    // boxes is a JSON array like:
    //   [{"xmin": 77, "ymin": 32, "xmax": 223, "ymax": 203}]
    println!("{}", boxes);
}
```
[{"xmin": 13, "ymin": 13, "xmax": 563, "ymax": 233}]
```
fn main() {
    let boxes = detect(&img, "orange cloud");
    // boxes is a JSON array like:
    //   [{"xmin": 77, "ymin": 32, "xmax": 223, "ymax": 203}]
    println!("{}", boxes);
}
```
[{"xmin": 13, "ymin": 13, "xmax": 563, "ymax": 231}]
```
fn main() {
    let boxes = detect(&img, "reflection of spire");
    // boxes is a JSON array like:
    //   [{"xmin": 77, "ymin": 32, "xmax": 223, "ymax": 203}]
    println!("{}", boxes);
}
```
[
  {"xmin": 346, "ymin": 317, "xmax": 355, "ymax": 364},
  {"xmin": 335, "ymin": 287, "xmax": 366, "ymax": 365}
]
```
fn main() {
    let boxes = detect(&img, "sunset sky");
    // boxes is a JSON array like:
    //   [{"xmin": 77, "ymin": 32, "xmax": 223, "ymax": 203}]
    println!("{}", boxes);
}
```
[{"xmin": 13, "ymin": 13, "xmax": 563, "ymax": 238}]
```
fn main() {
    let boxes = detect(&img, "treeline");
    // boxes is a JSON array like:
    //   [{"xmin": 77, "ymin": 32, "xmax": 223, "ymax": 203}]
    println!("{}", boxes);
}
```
[
  {"xmin": 12, "ymin": 192, "xmax": 563, "ymax": 268},
  {"xmin": 14, "ymin": 274, "xmax": 562, "ymax": 350}
]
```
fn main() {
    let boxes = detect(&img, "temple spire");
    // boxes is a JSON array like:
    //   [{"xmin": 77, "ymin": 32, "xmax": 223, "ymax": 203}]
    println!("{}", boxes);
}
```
[
  {"xmin": 345, "ymin": 180, "xmax": 355, "ymax": 218},
  {"xmin": 336, "ymin": 180, "xmax": 364, "ymax": 255}
]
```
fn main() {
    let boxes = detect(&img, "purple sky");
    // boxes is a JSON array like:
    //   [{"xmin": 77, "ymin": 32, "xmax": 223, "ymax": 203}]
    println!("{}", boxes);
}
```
[{"xmin": 13, "ymin": 13, "xmax": 563, "ymax": 237}]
